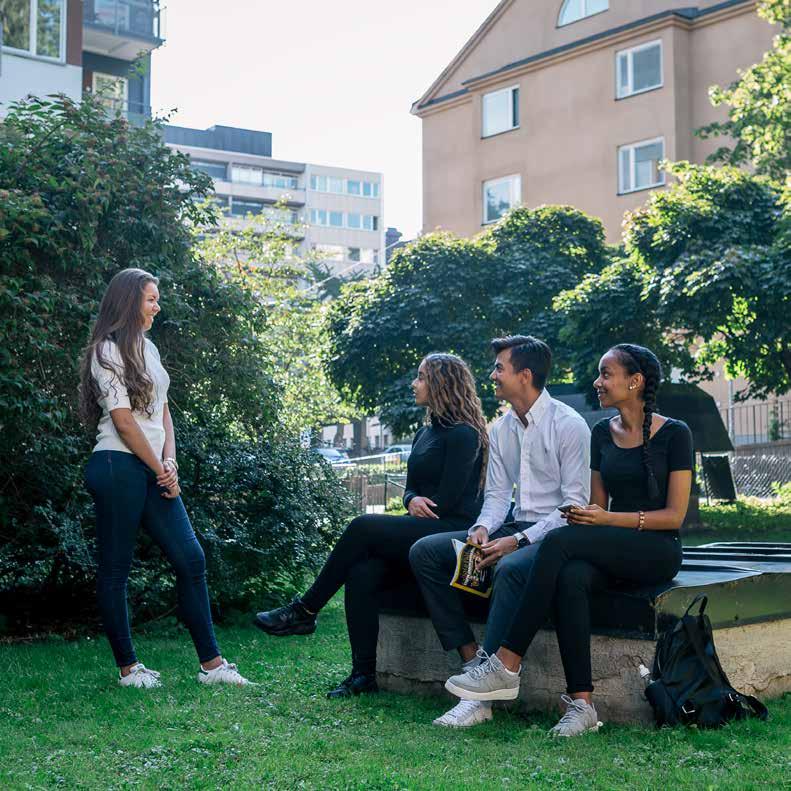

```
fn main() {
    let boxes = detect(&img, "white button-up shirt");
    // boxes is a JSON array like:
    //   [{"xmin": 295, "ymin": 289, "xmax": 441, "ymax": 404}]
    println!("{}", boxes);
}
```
[{"xmin": 474, "ymin": 388, "xmax": 591, "ymax": 545}]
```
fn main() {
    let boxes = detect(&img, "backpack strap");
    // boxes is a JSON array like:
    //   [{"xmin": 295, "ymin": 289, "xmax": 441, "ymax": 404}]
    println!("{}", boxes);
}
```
[{"xmin": 683, "ymin": 594, "xmax": 708, "ymax": 618}]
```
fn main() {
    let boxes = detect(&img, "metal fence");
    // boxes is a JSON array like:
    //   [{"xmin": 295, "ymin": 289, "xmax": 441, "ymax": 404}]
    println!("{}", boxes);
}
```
[
  {"xmin": 330, "ymin": 452, "xmax": 409, "ymax": 513},
  {"xmin": 730, "ymin": 454, "xmax": 791, "ymax": 499},
  {"xmin": 720, "ymin": 398, "xmax": 791, "ymax": 446}
]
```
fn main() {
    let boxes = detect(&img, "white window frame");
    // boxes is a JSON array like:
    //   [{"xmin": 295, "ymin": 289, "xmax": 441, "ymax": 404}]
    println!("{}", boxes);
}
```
[
  {"xmin": 482, "ymin": 84, "xmax": 519, "ymax": 139},
  {"xmin": 309, "ymin": 175, "xmax": 380, "ymax": 198},
  {"xmin": 231, "ymin": 164, "xmax": 264, "ymax": 186},
  {"xmin": 482, "ymin": 174, "xmax": 522, "ymax": 225},
  {"xmin": 1, "ymin": 0, "xmax": 66, "ymax": 62},
  {"xmin": 616, "ymin": 39, "xmax": 663, "ymax": 99},
  {"xmin": 92, "ymin": 71, "xmax": 129, "ymax": 114},
  {"xmin": 617, "ymin": 137, "xmax": 665, "ymax": 195},
  {"xmin": 558, "ymin": 0, "xmax": 609, "ymax": 28}
]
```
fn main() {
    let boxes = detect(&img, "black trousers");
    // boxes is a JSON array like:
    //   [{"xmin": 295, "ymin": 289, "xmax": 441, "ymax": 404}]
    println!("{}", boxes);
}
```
[
  {"xmin": 501, "ymin": 524, "xmax": 683, "ymax": 694},
  {"xmin": 301, "ymin": 513, "xmax": 467, "ymax": 675}
]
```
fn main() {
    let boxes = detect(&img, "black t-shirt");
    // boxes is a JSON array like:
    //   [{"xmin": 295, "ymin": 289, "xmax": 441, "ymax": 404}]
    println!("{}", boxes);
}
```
[
  {"xmin": 591, "ymin": 417, "xmax": 694, "ymax": 515},
  {"xmin": 403, "ymin": 419, "xmax": 484, "ymax": 525}
]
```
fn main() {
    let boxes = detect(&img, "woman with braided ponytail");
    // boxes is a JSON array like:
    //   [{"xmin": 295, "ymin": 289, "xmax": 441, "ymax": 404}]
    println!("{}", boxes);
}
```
[
  {"xmin": 444, "ymin": 343, "xmax": 693, "ymax": 738},
  {"xmin": 254, "ymin": 353, "xmax": 487, "ymax": 698}
]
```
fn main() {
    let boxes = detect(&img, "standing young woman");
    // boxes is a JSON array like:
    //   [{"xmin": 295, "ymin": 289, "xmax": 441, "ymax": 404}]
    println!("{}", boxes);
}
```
[
  {"xmin": 444, "ymin": 344, "xmax": 693, "ymax": 736},
  {"xmin": 254, "ymin": 353, "xmax": 488, "ymax": 698},
  {"xmin": 80, "ymin": 268, "xmax": 249, "ymax": 688}
]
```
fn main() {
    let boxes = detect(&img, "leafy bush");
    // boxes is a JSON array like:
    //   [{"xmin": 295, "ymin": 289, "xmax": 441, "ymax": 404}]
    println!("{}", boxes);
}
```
[{"xmin": 0, "ymin": 96, "xmax": 353, "ymax": 631}]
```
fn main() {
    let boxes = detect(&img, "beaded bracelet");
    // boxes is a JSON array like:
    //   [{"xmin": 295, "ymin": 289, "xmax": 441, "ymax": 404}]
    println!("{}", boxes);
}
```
[{"xmin": 638, "ymin": 511, "xmax": 646, "ymax": 531}]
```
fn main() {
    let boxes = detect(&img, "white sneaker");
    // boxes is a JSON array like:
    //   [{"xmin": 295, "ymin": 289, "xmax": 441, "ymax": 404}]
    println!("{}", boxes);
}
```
[
  {"xmin": 197, "ymin": 659, "xmax": 251, "ymax": 686},
  {"xmin": 548, "ymin": 695, "xmax": 603, "ymax": 737},
  {"xmin": 118, "ymin": 663, "xmax": 161, "ymax": 689},
  {"xmin": 433, "ymin": 699, "xmax": 493, "ymax": 728}
]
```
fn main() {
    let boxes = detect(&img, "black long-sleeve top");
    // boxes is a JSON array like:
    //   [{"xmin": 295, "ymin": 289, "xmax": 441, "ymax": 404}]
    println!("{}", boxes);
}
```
[{"xmin": 402, "ymin": 418, "xmax": 484, "ymax": 525}]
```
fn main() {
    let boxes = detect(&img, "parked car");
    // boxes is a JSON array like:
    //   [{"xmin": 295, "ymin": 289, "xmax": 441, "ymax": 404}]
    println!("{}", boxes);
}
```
[
  {"xmin": 383, "ymin": 444, "xmax": 412, "ymax": 463},
  {"xmin": 312, "ymin": 447, "xmax": 352, "ymax": 466}
]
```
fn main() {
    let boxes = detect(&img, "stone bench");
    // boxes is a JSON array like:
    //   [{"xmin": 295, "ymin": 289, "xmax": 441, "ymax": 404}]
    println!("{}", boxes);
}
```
[{"xmin": 375, "ymin": 543, "xmax": 791, "ymax": 724}]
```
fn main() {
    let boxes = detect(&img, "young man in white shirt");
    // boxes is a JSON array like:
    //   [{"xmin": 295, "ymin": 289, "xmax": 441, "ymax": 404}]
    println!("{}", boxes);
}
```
[{"xmin": 409, "ymin": 335, "xmax": 590, "ymax": 728}]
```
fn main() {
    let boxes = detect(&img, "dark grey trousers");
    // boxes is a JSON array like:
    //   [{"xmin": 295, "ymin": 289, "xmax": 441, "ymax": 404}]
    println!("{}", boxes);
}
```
[{"xmin": 409, "ymin": 522, "xmax": 540, "ymax": 655}]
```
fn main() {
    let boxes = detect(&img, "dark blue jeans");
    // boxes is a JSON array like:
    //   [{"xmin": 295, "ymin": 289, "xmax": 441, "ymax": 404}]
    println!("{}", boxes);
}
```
[{"xmin": 85, "ymin": 451, "xmax": 221, "ymax": 667}]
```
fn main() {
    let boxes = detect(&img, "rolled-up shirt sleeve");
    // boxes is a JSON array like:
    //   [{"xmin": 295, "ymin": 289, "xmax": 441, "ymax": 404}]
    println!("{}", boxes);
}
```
[
  {"xmin": 470, "ymin": 426, "xmax": 514, "ymax": 535},
  {"xmin": 525, "ymin": 417, "xmax": 591, "ymax": 545}
]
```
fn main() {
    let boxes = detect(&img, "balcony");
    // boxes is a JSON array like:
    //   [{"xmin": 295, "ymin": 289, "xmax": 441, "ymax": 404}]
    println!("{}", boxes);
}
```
[{"xmin": 83, "ymin": 1, "xmax": 165, "ymax": 60}]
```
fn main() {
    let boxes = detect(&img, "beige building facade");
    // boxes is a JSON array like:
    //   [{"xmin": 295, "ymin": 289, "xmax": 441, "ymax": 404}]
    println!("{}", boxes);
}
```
[{"xmin": 413, "ymin": 0, "xmax": 777, "ymax": 243}]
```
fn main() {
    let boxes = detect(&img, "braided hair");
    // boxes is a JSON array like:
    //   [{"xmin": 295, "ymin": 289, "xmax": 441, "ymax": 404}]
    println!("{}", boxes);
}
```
[{"xmin": 610, "ymin": 344, "xmax": 663, "ymax": 501}]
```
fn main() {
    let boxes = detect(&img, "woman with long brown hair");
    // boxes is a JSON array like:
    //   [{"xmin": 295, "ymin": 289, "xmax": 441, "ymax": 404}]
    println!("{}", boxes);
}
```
[
  {"xmin": 80, "ymin": 268, "xmax": 249, "ymax": 688},
  {"xmin": 254, "ymin": 353, "xmax": 488, "ymax": 698}
]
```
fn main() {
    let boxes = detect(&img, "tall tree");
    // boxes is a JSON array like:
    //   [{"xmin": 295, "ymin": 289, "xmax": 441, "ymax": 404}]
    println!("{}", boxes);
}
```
[
  {"xmin": 696, "ymin": 0, "xmax": 790, "ymax": 182},
  {"xmin": 326, "ymin": 206, "xmax": 608, "ymax": 435}
]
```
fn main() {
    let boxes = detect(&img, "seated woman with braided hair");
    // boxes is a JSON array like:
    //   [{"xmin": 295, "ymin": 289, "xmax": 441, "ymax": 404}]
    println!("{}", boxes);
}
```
[
  {"xmin": 443, "ymin": 343, "xmax": 693, "ymax": 737},
  {"xmin": 254, "ymin": 353, "xmax": 488, "ymax": 699}
]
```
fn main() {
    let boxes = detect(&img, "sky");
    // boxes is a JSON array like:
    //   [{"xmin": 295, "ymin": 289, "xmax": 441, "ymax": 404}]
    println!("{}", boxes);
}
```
[{"xmin": 151, "ymin": 1, "xmax": 499, "ymax": 241}]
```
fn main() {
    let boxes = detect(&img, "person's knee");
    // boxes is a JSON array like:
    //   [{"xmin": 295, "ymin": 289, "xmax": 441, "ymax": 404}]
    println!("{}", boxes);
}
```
[
  {"xmin": 557, "ymin": 560, "xmax": 597, "ymax": 597},
  {"xmin": 408, "ymin": 535, "xmax": 432, "ymax": 572},
  {"xmin": 494, "ymin": 551, "xmax": 528, "ymax": 586},
  {"xmin": 172, "ymin": 540, "xmax": 207, "ymax": 582},
  {"xmin": 409, "ymin": 533, "xmax": 451, "ymax": 576},
  {"xmin": 343, "ymin": 514, "xmax": 378, "ymax": 542}
]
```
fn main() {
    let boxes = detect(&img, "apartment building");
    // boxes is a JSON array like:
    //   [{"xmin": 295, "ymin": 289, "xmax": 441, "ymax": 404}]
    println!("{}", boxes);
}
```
[
  {"xmin": 1, "ymin": 0, "xmax": 164, "ymax": 123},
  {"xmin": 412, "ymin": 0, "xmax": 776, "ymax": 243},
  {"xmin": 164, "ymin": 124, "xmax": 386, "ymax": 277}
]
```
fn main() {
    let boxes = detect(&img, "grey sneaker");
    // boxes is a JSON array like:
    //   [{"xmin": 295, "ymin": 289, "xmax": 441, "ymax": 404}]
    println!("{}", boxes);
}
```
[
  {"xmin": 444, "ymin": 651, "xmax": 520, "ymax": 701},
  {"xmin": 461, "ymin": 647, "xmax": 488, "ymax": 673},
  {"xmin": 548, "ymin": 695, "xmax": 603, "ymax": 737}
]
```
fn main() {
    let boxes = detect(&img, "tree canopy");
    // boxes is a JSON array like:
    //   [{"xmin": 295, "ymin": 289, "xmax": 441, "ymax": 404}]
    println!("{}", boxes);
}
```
[{"xmin": 326, "ymin": 206, "xmax": 608, "ymax": 435}]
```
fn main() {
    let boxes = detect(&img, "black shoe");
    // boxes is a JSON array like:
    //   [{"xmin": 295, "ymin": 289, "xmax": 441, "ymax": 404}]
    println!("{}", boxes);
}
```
[
  {"xmin": 326, "ymin": 672, "xmax": 379, "ymax": 699},
  {"xmin": 253, "ymin": 598, "xmax": 317, "ymax": 636}
]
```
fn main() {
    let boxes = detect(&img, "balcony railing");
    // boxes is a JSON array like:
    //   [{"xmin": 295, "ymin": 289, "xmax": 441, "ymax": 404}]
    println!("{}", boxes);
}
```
[{"xmin": 83, "ymin": 0, "xmax": 163, "ymax": 42}]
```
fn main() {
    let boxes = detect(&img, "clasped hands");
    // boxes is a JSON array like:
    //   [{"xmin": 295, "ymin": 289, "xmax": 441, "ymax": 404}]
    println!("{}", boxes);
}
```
[{"xmin": 157, "ymin": 459, "xmax": 180, "ymax": 499}]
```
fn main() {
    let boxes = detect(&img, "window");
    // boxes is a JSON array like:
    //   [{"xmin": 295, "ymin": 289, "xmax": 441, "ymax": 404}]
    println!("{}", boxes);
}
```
[
  {"xmin": 231, "ymin": 198, "xmax": 265, "ymax": 216},
  {"xmin": 231, "ymin": 165, "xmax": 263, "ymax": 185},
  {"xmin": 92, "ymin": 73, "xmax": 128, "ymax": 115},
  {"xmin": 618, "ymin": 138, "xmax": 665, "ymax": 194},
  {"xmin": 558, "ymin": 0, "xmax": 608, "ymax": 27},
  {"xmin": 191, "ymin": 160, "xmax": 228, "ymax": 180},
  {"xmin": 482, "ymin": 85, "xmax": 519, "ymax": 138},
  {"xmin": 310, "ymin": 208, "xmax": 327, "ymax": 225},
  {"xmin": 348, "ymin": 247, "xmax": 377, "ymax": 264},
  {"xmin": 329, "ymin": 211, "xmax": 343, "ymax": 227},
  {"xmin": 1, "ymin": 0, "xmax": 64, "ymax": 60},
  {"xmin": 328, "ymin": 177, "xmax": 344, "ymax": 194},
  {"xmin": 616, "ymin": 40, "xmax": 662, "ymax": 98},
  {"xmin": 347, "ymin": 247, "xmax": 360, "ymax": 262},
  {"xmin": 263, "ymin": 206, "xmax": 299, "ymax": 225},
  {"xmin": 310, "ymin": 175, "xmax": 380, "ymax": 198},
  {"xmin": 362, "ymin": 181, "xmax": 379, "ymax": 198},
  {"xmin": 347, "ymin": 180, "xmax": 361, "ymax": 195},
  {"xmin": 363, "ymin": 215, "xmax": 378, "ymax": 231},
  {"xmin": 310, "ymin": 175, "xmax": 327, "ymax": 192},
  {"xmin": 347, "ymin": 212, "xmax": 362, "ymax": 229},
  {"xmin": 262, "ymin": 171, "xmax": 299, "ymax": 189},
  {"xmin": 483, "ymin": 175, "xmax": 521, "ymax": 224}
]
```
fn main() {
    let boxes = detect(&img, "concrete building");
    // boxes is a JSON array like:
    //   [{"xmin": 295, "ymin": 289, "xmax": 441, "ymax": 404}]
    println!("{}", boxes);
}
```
[
  {"xmin": 1, "ymin": 1, "xmax": 164, "ymax": 123},
  {"xmin": 164, "ymin": 124, "xmax": 386, "ymax": 277},
  {"xmin": 412, "ymin": 0, "xmax": 777, "ymax": 243}
]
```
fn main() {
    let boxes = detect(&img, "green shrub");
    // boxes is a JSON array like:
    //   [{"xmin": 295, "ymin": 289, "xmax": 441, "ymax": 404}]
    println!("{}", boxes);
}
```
[{"xmin": 0, "ymin": 95, "xmax": 353, "ymax": 630}]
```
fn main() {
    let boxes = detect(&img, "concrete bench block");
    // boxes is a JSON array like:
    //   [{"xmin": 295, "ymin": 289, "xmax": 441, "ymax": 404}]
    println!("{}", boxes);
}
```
[{"xmin": 376, "ymin": 614, "xmax": 791, "ymax": 725}]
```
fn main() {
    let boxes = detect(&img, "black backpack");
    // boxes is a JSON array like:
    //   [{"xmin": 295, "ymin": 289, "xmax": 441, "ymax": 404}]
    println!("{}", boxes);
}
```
[{"xmin": 644, "ymin": 594, "xmax": 769, "ymax": 728}]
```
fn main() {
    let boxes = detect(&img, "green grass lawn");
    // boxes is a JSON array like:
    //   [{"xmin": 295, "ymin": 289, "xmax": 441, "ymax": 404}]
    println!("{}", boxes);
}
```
[{"xmin": 2, "ymin": 605, "xmax": 790, "ymax": 790}]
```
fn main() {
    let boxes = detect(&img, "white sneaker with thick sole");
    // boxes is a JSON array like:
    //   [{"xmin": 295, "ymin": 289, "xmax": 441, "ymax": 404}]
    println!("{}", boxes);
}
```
[
  {"xmin": 433, "ymin": 699, "xmax": 493, "ymax": 728},
  {"xmin": 197, "ymin": 659, "xmax": 251, "ymax": 686},
  {"xmin": 118, "ymin": 663, "xmax": 161, "ymax": 688},
  {"xmin": 548, "ymin": 695, "xmax": 603, "ymax": 737}
]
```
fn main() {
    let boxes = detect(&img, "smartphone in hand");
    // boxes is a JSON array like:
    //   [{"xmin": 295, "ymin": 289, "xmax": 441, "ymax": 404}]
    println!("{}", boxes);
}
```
[{"xmin": 558, "ymin": 504, "xmax": 576, "ymax": 514}]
